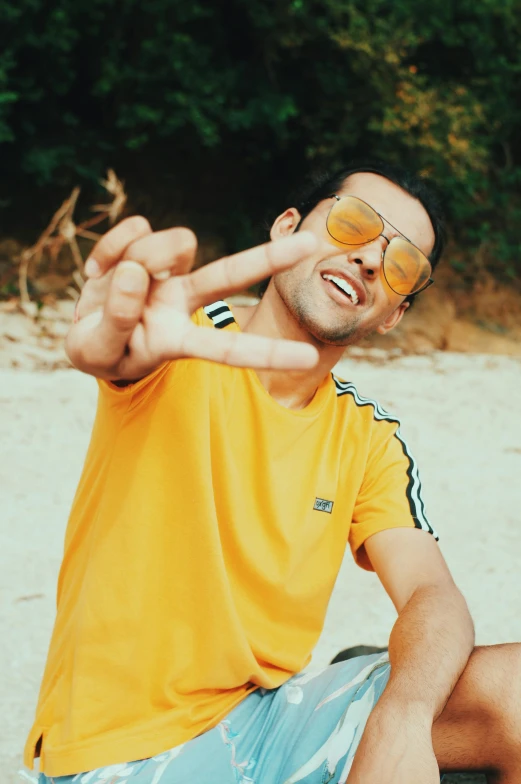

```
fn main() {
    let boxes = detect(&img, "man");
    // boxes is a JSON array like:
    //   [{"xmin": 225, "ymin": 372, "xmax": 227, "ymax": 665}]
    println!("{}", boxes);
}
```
[{"xmin": 25, "ymin": 163, "xmax": 520, "ymax": 783}]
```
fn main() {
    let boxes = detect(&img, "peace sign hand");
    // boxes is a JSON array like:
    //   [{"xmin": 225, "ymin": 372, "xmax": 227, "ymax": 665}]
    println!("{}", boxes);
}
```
[{"xmin": 66, "ymin": 217, "xmax": 319, "ymax": 381}]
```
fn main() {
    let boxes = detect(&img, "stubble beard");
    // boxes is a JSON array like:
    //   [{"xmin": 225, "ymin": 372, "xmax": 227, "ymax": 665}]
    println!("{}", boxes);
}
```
[{"xmin": 275, "ymin": 273, "xmax": 365, "ymax": 347}]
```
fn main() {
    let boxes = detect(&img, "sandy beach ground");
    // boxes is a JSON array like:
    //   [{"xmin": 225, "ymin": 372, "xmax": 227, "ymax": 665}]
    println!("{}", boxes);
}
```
[{"xmin": 2, "ymin": 351, "xmax": 520, "ymax": 783}]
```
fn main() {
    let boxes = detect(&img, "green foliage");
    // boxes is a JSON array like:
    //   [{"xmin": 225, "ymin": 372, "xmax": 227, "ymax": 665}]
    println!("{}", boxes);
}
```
[{"xmin": 1, "ymin": 0, "xmax": 520, "ymax": 280}]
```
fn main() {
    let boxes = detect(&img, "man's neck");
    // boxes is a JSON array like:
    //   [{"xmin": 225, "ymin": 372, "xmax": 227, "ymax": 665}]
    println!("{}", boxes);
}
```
[{"xmin": 232, "ymin": 296, "xmax": 346, "ymax": 411}]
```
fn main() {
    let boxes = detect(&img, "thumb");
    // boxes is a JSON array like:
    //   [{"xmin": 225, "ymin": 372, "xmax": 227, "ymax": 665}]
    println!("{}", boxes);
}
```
[
  {"xmin": 68, "ymin": 261, "xmax": 150, "ymax": 374},
  {"xmin": 97, "ymin": 261, "xmax": 150, "ymax": 364}
]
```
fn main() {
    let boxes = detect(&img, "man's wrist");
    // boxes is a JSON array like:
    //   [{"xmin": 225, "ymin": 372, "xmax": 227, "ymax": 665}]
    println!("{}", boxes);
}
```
[{"xmin": 368, "ymin": 689, "xmax": 435, "ymax": 734}]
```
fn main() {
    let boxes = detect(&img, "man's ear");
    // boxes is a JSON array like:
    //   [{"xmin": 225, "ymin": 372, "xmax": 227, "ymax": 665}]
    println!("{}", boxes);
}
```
[
  {"xmin": 376, "ymin": 301, "xmax": 410, "ymax": 334},
  {"xmin": 270, "ymin": 208, "xmax": 302, "ymax": 241}
]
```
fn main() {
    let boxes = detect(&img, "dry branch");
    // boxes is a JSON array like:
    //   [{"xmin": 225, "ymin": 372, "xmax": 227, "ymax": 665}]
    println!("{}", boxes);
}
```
[
  {"xmin": 92, "ymin": 169, "xmax": 127, "ymax": 225},
  {"xmin": 16, "ymin": 171, "xmax": 126, "ymax": 316}
]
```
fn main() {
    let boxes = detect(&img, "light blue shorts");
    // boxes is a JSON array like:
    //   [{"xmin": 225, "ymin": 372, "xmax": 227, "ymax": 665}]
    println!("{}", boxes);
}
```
[{"xmin": 36, "ymin": 653, "xmax": 391, "ymax": 784}]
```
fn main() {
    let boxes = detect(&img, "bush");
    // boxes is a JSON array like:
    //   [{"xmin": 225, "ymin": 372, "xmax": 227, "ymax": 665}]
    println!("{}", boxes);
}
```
[{"xmin": 1, "ymin": 0, "xmax": 520, "ymax": 280}]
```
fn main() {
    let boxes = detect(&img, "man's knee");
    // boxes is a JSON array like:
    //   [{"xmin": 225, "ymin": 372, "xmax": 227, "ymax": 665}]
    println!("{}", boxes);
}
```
[
  {"xmin": 471, "ymin": 644, "xmax": 521, "ymax": 718},
  {"xmin": 433, "ymin": 644, "xmax": 521, "ymax": 773},
  {"xmin": 452, "ymin": 644, "xmax": 521, "ymax": 749}
]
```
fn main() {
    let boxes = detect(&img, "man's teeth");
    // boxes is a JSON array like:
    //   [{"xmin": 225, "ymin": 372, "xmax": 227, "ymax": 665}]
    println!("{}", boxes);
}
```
[{"xmin": 323, "ymin": 274, "xmax": 359, "ymax": 304}]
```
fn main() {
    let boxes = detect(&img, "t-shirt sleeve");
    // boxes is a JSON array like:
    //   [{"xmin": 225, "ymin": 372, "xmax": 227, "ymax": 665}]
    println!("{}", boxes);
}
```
[
  {"xmin": 349, "ymin": 418, "xmax": 438, "ymax": 571},
  {"xmin": 97, "ymin": 360, "xmax": 174, "ymax": 409}
]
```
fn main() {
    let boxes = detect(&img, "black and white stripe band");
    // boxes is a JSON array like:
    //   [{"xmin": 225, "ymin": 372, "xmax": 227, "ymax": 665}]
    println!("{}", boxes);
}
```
[{"xmin": 203, "ymin": 301, "xmax": 236, "ymax": 329}]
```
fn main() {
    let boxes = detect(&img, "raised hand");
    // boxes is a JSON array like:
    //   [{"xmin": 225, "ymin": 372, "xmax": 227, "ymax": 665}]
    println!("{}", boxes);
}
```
[{"xmin": 66, "ymin": 217, "xmax": 319, "ymax": 380}]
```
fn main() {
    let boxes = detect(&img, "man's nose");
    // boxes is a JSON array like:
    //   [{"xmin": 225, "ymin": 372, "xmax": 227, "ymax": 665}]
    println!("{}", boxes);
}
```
[{"xmin": 349, "ymin": 234, "xmax": 389, "ymax": 280}]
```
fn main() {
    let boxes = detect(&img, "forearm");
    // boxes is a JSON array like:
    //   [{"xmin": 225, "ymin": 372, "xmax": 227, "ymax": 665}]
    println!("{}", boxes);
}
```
[
  {"xmin": 380, "ymin": 582, "xmax": 475, "ymax": 723},
  {"xmin": 346, "ymin": 584, "xmax": 474, "ymax": 781},
  {"xmin": 347, "ymin": 533, "xmax": 474, "ymax": 781}
]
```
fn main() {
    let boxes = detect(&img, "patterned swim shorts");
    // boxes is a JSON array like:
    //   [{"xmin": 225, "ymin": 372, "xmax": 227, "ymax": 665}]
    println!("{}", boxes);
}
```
[{"xmin": 34, "ymin": 652, "xmax": 391, "ymax": 784}]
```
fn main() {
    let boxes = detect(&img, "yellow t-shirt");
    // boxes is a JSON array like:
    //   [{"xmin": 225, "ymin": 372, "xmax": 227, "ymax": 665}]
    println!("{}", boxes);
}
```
[{"xmin": 25, "ymin": 301, "xmax": 437, "ymax": 777}]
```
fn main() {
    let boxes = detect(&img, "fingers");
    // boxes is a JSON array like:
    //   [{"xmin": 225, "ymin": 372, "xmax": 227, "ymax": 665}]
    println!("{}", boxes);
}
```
[
  {"xmin": 95, "ymin": 262, "xmax": 151, "ymax": 367},
  {"xmin": 123, "ymin": 227, "xmax": 197, "ymax": 279},
  {"xmin": 182, "ymin": 232, "xmax": 318, "ymax": 311},
  {"xmin": 74, "ymin": 269, "xmax": 115, "ymax": 321},
  {"xmin": 84, "ymin": 216, "xmax": 152, "ymax": 278},
  {"xmin": 80, "ymin": 225, "xmax": 196, "ymax": 323},
  {"xmin": 66, "ymin": 261, "xmax": 150, "ymax": 373},
  {"xmin": 177, "ymin": 323, "xmax": 319, "ymax": 371}
]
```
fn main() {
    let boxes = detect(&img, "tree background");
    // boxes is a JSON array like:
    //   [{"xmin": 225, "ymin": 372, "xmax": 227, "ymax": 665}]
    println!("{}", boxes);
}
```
[{"xmin": 1, "ymin": 0, "xmax": 520, "ymax": 286}]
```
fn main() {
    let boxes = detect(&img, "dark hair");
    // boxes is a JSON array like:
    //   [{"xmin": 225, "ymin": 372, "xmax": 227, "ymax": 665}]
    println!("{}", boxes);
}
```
[{"xmin": 259, "ymin": 159, "xmax": 447, "ymax": 302}]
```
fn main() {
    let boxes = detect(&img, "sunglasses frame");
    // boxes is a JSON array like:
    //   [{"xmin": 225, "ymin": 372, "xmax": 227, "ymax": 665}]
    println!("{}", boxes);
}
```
[{"xmin": 326, "ymin": 194, "xmax": 434, "ymax": 297}]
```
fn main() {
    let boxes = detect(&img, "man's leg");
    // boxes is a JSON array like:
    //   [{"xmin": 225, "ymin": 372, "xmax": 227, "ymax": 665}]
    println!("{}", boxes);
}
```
[{"xmin": 433, "ymin": 644, "xmax": 521, "ymax": 784}]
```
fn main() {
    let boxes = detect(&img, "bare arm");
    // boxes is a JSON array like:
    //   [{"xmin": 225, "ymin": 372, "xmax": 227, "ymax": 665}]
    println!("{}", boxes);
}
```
[
  {"xmin": 347, "ymin": 529, "xmax": 474, "ymax": 783},
  {"xmin": 370, "ymin": 528, "xmax": 474, "ymax": 719}
]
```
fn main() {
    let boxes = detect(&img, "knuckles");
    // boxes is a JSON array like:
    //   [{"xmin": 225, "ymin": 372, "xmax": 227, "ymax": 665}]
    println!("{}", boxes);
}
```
[
  {"xmin": 173, "ymin": 226, "xmax": 198, "ymax": 253},
  {"xmin": 93, "ymin": 216, "xmax": 152, "ymax": 267},
  {"xmin": 123, "ymin": 215, "xmax": 152, "ymax": 237},
  {"xmin": 125, "ymin": 225, "xmax": 198, "ymax": 267},
  {"xmin": 109, "ymin": 310, "xmax": 140, "ymax": 332}
]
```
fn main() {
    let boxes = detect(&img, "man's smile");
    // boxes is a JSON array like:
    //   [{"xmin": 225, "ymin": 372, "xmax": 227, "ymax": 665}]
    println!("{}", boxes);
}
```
[{"xmin": 318, "ymin": 265, "xmax": 367, "ymax": 309}]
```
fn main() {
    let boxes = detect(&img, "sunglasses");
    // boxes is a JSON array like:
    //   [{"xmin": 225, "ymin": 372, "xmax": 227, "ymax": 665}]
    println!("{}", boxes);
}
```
[{"xmin": 326, "ymin": 195, "xmax": 434, "ymax": 296}]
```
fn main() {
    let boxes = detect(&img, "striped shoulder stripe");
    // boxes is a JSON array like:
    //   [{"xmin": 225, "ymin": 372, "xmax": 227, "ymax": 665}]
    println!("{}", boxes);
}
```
[
  {"xmin": 332, "ymin": 374, "xmax": 438, "ymax": 540},
  {"xmin": 203, "ymin": 300, "xmax": 235, "ymax": 329}
]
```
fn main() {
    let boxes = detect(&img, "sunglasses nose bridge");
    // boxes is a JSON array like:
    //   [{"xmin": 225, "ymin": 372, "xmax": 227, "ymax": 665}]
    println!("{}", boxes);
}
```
[{"xmin": 350, "ymin": 234, "xmax": 388, "ymax": 276}]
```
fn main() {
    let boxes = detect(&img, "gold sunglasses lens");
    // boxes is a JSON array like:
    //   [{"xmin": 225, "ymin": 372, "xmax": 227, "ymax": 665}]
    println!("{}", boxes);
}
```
[
  {"xmin": 384, "ymin": 237, "xmax": 432, "ymax": 295},
  {"xmin": 327, "ymin": 196, "xmax": 383, "ymax": 246}
]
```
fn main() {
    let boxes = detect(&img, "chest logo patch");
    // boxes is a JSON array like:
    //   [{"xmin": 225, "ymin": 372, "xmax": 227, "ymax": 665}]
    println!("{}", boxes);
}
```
[{"xmin": 313, "ymin": 497, "xmax": 334, "ymax": 514}]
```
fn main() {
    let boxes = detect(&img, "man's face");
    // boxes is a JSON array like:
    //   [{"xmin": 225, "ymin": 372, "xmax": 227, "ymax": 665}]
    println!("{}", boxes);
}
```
[{"xmin": 271, "ymin": 172, "xmax": 436, "ymax": 346}]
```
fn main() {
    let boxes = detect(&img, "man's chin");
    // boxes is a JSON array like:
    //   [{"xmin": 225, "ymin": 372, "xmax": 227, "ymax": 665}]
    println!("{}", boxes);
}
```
[
  {"xmin": 306, "ymin": 319, "xmax": 365, "ymax": 348},
  {"xmin": 277, "ymin": 285, "xmax": 367, "ymax": 347}
]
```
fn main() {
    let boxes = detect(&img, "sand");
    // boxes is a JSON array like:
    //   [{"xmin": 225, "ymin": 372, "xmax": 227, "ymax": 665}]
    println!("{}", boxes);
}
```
[{"xmin": 2, "ymin": 351, "xmax": 520, "ymax": 783}]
